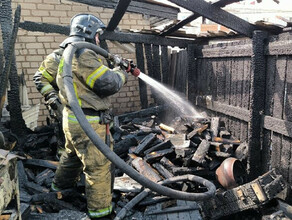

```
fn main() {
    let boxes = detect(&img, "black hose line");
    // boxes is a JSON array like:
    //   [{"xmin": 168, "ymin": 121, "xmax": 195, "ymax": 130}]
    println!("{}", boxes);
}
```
[
  {"xmin": 62, "ymin": 41, "xmax": 216, "ymax": 201},
  {"xmin": 115, "ymin": 175, "xmax": 212, "ymax": 220}
]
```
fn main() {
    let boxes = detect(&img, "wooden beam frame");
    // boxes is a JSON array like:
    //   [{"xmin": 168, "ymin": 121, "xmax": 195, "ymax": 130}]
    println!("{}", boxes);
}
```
[{"xmin": 168, "ymin": 0, "xmax": 257, "ymax": 38}]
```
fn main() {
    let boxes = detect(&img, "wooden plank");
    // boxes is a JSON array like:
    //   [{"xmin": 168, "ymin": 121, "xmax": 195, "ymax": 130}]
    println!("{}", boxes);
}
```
[
  {"xmin": 270, "ymin": 56, "xmax": 287, "ymax": 172},
  {"xmin": 290, "ymin": 143, "xmax": 292, "ymax": 184},
  {"xmin": 152, "ymin": 45, "xmax": 161, "ymax": 82},
  {"xmin": 266, "ymin": 40, "xmax": 292, "ymax": 55},
  {"xmin": 197, "ymin": 99, "xmax": 250, "ymax": 122},
  {"xmin": 271, "ymin": 133, "xmax": 282, "ymax": 171},
  {"xmin": 169, "ymin": 51, "xmax": 177, "ymax": 88},
  {"xmin": 152, "ymin": 44, "xmax": 162, "ymax": 104},
  {"xmin": 132, "ymin": 157, "xmax": 161, "ymax": 182},
  {"xmin": 187, "ymin": 44, "xmax": 196, "ymax": 102},
  {"xmin": 196, "ymin": 44, "xmax": 253, "ymax": 58},
  {"xmin": 262, "ymin": 56, "xmax": 277, "ymax": 172},
  {"xmin": 236, "ymin": 58, "xmax": 244, "ymax": 140},
  {"xmin": 216, "ymin": 58, "xmax": 224, "ymax": 103},
  {"xmin": 280, "ymin": 136, "xmax": 291, "ymax": 181},
  {"xmin": 273, "ymin": 57, "xmax": 287, "ymax": 119},
  {"xmin": 161, "ymin": 45, "xmax": 169, "ymax": 85},
  {"xmin": 135, "ymin": 43, "xmax": 148, "ymax": 109},
  {"xmin": 284, "ymin": 58, "xmax": 292, "ymax": 121},
  {"xmin": 262, "ymin": 116, "xmax": 292, "ymax": 138},
  {"xmin": 211, "ymin": 59, "xmax": 217, "ymax": 101}
]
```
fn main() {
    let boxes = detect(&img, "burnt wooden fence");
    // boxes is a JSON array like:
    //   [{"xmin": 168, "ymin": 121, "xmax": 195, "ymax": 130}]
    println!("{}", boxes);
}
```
[{"xmin": 165, "ymin": 31, "xmax": 292, "ymax": 184}]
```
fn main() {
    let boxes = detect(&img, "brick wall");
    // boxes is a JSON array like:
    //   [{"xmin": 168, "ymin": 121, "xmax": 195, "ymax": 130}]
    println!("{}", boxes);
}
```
[{"xmin": 11, "ymin": 0, "xmax": 152, "ymax": 126}]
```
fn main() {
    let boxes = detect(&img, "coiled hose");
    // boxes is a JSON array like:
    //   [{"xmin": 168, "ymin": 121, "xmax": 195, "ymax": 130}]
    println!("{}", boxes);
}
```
[{"xmin": 61, "ymin": 41, "xmax": 216, "ymax": 201}]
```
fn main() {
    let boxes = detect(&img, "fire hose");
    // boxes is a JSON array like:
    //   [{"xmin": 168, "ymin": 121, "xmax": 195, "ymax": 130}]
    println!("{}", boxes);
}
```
[{"xmin": 61, "ymin": 41, "xmax": 216, "ymax": 201}]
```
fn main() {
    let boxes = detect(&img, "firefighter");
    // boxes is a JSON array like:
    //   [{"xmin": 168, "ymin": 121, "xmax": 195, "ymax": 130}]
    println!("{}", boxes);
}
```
[{"xmin": 34, "ymin": 13, "xmax": 132, "ymax": 219}]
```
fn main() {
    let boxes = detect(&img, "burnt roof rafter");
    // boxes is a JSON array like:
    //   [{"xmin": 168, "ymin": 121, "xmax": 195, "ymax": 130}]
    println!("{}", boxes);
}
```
[
  {"xmin": 168, "ymin": 0, "xmax": 257, "ymax": 38},
  {"xmin": 160, "ymin": 0, "xmax": 242, "ymax": 37},
  {"xmin": 106, "ymin": 0, "xmax": 132, "ymax": 31},
  {"xmin": 18, "ymin": 21, "xmax": 195, "ymax": 48},
  {"xmin": 99, "ymin": 30, "xmax": 196, "ymax": 47},
  {"xmin": 68, "ymin": 0, "xmax": 179, "ymax": 20}
]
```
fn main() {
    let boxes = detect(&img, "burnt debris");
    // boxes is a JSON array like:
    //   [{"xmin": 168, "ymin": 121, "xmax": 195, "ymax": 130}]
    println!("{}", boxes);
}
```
[{"xmin": 1, "ymin": 106, "xmax": 288, "ymax": 219}]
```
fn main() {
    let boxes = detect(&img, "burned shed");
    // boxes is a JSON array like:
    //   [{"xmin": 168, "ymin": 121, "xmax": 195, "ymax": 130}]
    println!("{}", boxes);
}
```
[{"xmin": 0, "ymin": 0, "xmax": 292, "ymax": 219}]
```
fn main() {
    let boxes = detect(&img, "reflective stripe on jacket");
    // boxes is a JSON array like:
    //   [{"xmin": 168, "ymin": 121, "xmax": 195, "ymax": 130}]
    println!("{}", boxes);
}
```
[
  {"xmin": 33, "ymin": 48, "xmax": 64, "ymax": 98},
  {"xmin": 57, "ymin": 48, "xmax": 128, "ymax": 111}
]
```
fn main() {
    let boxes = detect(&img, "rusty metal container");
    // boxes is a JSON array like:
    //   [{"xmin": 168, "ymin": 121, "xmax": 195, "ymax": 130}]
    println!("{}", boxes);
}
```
[{"xmin": 215, "ymin": 157, "xmax": 246, "ymax": 189}]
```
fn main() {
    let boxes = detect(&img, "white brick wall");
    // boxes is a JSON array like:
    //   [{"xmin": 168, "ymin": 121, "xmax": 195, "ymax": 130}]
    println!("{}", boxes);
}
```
[{"xmin": 12, "ymin": 0, "xmax": 152, "ymax": 126}]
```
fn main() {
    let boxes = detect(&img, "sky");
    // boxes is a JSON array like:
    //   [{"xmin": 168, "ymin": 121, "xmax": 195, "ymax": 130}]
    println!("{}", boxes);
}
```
[{"xmin": 153, "ymin": 0, "xmax": 292, "ymax": 12}]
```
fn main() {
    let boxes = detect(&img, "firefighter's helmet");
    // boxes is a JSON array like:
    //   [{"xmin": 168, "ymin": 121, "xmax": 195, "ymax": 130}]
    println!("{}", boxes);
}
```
[{"xmin": 69, "ymin": 13, "xmax": 106, "ymax": 41}]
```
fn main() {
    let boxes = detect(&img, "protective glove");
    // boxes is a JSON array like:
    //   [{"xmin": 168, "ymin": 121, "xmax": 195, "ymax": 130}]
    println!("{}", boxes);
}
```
[{"xmin": 45, "ymin": 93, "xmax": 63, "ymax": 122}]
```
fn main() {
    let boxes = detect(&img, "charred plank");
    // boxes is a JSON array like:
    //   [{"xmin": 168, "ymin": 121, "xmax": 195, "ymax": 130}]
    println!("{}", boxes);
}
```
[
  {"xmin": 132, "ymin": 157, "xmax": 161, "ymax": 182},
  {"xmin": 23, "ymin": 159, "xmax": 59, "ymax": 170},
  {"xmin": 144, "ymin": 148, "xmax": 174, "ymax": 164},
  {"xmin": 152, "ymin": 163, "xmax": 174, "ymax": 179},
  {"xmin": 144, "ymin": 140, "xmax": 172, "ymax": 155},
  {"xmin": 192, "ymin": 139, "xmax": 210, "ymax": 165},
  {"xmin": 133, "ymin": 133, "xmax": 156, "ymax": 156}
]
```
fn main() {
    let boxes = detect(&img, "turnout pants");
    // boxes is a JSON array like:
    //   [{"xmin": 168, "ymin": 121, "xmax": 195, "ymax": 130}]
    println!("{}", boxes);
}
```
[{"xmin": 53, "ymin": 107, "xmax": 113, "ymax": 218}]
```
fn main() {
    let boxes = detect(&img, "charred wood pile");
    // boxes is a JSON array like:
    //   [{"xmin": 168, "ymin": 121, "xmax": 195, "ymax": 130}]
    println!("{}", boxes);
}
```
[{"xmin": 1, "ymin": 106, "xmax": 291, "ymax": 219}]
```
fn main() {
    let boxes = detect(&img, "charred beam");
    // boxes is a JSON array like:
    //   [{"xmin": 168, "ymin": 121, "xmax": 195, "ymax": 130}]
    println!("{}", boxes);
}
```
[
  {"xmin": 192, "ymin": 140, "xmax": 210, "ymax": 165},
  {"xmin": 187, "ymin": 44, "xmax": 196, "ymax": 102},
  {"xmin": 212, "ymin": 137, "xmax": 241, "ymax": 145},
  {"xmin": 172, "ymin": 167, "xmax": 213, "ymax": 177},
  {"xmin": 144, "ymin": 148, "xmax": 174, "ymax": 164},
  {"xmin": 160, "ymin": 156, "xmax": 176, "ymax": 171},
  {"xmin": 67, "ymin": 0, "xmax": 179, "ymax": 20},
  {"xmin": 168, "ymin": 0, "xmax": 256, "ymax": 38},
  {"xmin": 19, "ymin": 21, "xmax": 69, "ymax": 35},
  {"xmin": 1, "ymin": 5, "xmax": 28, "ymax": 137},
  {"xmin": 100, "ymin": 31, "xmax": 194, "ymax": 47},
  {"xmin": 133, "ymin": 133, "xmax": 156, "ymax": 156},
  {"xmin": 35, "ymin": 169, "xmax": 55, "ymax": 185},
  {"xmin": 200, "ymin": 169, "xmax": 286, "ymax": 219},
  {"xmin": 24, "ymin": 181, "xmax": 50, "ymax": 194},
  {"xmin": 132, "ymin": 157, "xmax": 161, "ymax": 182},
  {"xmin": 106, "ymin": 0, "xmax": 132, "ymax": 31},
  {"xmin": 196, "ymin": 98, "xmax": 250, "ymax": 122},
  {"xmin": 144, "ymin": 140, "xmax": 172, "ymax": 155},
  {"xmin": 248, "ymin": 31, "xmax": 268, "ymax": 179},
  {"xmin": 187, "ymin": 124, "xmax": 208, "ymax": 140},
  {"xmin": 161, "ymin": 45, "xmax": 169, "ymax": 85},
  {"xmin": 152, "ymin": 163, "xmax": 174, "ymax": 179},
  {"xmin": 160, "ymin": 0, "xmax": 242, "ymax": 36},
  {"xmin": 117, "ymin": 105, "xmax": 165, "ymax": 121},
  {"xmin": 114, "ymin": 136, "xmax": 138, "ymax": 157},
  {"xmin": 135, "ymin": 43, "xmax": 148, "ymax": 109},
  {"xmin": 23, "ymin": 159, "xmax": 59, "ymax": 170},
  {"xmin": 210, "ymin": 117, "xmax": 220, "ymax": 137}
]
